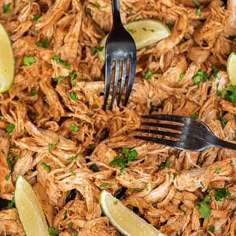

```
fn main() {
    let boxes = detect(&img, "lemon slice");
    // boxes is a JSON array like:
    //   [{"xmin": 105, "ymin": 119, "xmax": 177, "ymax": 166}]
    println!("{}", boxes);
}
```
[
  {"xmin": 100, "ymin": 190, "xmax": 165, "ymax": 236},
  {"xmin": 98, "ymin": 19, "xmax": 170, "ymax": 62},
  {"xmin": 227, "ymin": 52, "xmax": 236, "ymax": 85},
  {"xmin": 15, "ymin": 176, "xmax": 49, "ymax": 236},
  {"xmin": 0, "ymin": 23, "xmax": 14, "ymax": 93}
]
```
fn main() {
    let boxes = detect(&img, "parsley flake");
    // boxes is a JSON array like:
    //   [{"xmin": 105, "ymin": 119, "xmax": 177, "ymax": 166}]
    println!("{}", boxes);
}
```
[
  {"xmin": 23, "ymin": 56, "xmax": 36, "ymax": 66},
  {"xmin": 220, "ymin": 118, "xmax": 228, "ymax": 127},
  {"xmin": 144, "ymin": 70, "xmax": 153, "ymax": 80},
  {"xmin": 41, "ymin": 162, "xmax": 51, "ymax": 172},
  {"xmin": 215, "ymin": 167, "xmax": 221, "ymax": 174},
  {"xmin": 212, "ymin": 65, "xmax": 218, "ymax": 78},
  {"xmin": 92, "ymin": 2, "xmax": 100, "ymax": 8},
  {"xmin": 53, "ymin": 76, "xmax": 63, "ymax": 83},
  {"xmin": 48, "ymin": 227, "xmax": 58, "ymax": 236},
  {"xmin": 89, "ymin": 163, "xmax": 99, "ymax": 172},
  {"xmin": 8, "ymin": 196, "xmax": 15, "ymax": 208},
  {"xmin": 69, "ymin": 124, "xmax": 79, "ymax": 132},
  {"xmin": 69, "ymin": 92, "xmax": 77, "ymax": 101},
  {"xmin": 36, "ymin": 38, "xmax": 49, "ymax": 48},
  {"xmin": 91, "ymin": 46, "xmax": 104, "ymax": 55},
  {"xmin": 52, "ymin": 55, "xmax": 70, "ymax": 69},
  {"xmin": 218, "ymin": 85, "xmax": 236, "ymax": 103},
  {"xmin": 70, "ymin": 71, "xmax": 77, "ymax": 86},
  {"xmin": 159, "ymin": 159, "xmax": 170, "ymax": 170},
  {"xmin": 178, "ymin": 72, "xmax": 185, "ymax": 81},
  {"xmin": 3, "ymin": 3, "xmax": 11, "ymax": 13},
  {"xmin": 4, "ymin": 173, "xmax": 11, "ymax": 181},
  {"xmin": 33, "ymin": 14, "xmax": 41, "ymax": 21},
  {"xmin": 192, "ymin": 70, "xmax": 209, "ymax": 85},
  {"xmin": 5, "ymin": 123, "xmax": 15, "ymax": 133},
  {"xmin": 208, "ymin": 225, "xmax": 215, "ymax": 233},
  {"xmin": 196, "ymin": 195, "xmax": 212, "ymax": 218},
  {"xmin": 191, "ymin": 112, "xmax": 199, "ymax": 119},
  {"xmin": 214, "ymin": 188, "xmax": 231, "ymax": 201},
  {"xmin": 100, "ymin": 183, "xmax": 109, "ymax": 188}
]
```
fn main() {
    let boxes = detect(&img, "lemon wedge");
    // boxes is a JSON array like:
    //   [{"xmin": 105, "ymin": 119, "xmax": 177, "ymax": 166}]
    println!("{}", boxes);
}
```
[
  {"xmin": 100, "ymin": 190, "xmax": 165, "ymax": 236},
  {"xmin": 227, "ymin": 52, "xmax": 236, "ymax": 85},
  {"xmin": 15, "ymin": 176, "xmax": 49, "ymax": 236},
  {"xmin": 0, "ymin": 23, "xmax": 15, "ymax": 93},
  {"xmin": 98, "ymin": 19, "xmax": 170, "ymax": 62}
]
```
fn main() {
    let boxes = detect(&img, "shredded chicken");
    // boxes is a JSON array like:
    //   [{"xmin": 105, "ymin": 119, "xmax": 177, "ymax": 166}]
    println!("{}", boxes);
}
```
[{"xmin": 0, "ymin": 0, "xmax": 236, "ymax": 235}]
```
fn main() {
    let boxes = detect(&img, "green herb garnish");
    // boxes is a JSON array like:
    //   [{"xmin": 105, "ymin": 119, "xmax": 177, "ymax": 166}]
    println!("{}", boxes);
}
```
[
  {"xmin": 208, "ymin": 225, "xmax": 215, "ymax": 233},
  {"xmin": 73, "ymin": 231, "xmax": 78, "ymax": 236},
  {"xmin": 41, "ymin": 162, "xmax": 51, "ymax": 172},
  {"xmin": 36, "ymin": 38, "xmax": 49, "ymax": 48},
  {"xmin": 8, "ymin": 196, "xmax": 15, "ymax": 208},
  {"xmin": 52, "ymin": 55, "xmax": 70, "ymax": 69},
  {"xmin": 23, "ymin": 56, "xmax": 36, "ymax": 66},
  {"xmin": 110, "ymin": 148, "xmax": 138, "ymax": 171},
  {"xmin": 192, "ymin": 0, "xmax": 200, "ymax": 8},
  {"xmin": 3, "ymin": 3, "xmax": 11, "ymax": 13},
  {"xmin": 159, "ymin": 159, "xmax": 170, "ymax": 170},
  {"xmin": 4, "ymin": 173, "xmax": 11, "ymax": 181},
  {"xmin": 192, "ymin": 70, "xmax": 209, "ymax": 85},
  {"xmin": 92, "ymin": 2, "xmax": 100, "ymax": 8},
  {"xmin": 212, "ymin": 65, "xmax": 218, "ymax": 78},
  {"xmin": 68, "ymin": 155, "xmax": 79, "ymax": 162},
  {"xmin": 196, "ymin": 195, "xmax": 212, "ymax": 218},
  {"xmin": 218, "ymin": 85, "xmax": 236, "ymax": 103},
  {"xmin": 70, "ymin": 71, "xmax": 77, "ymax": 86},
  {"xmin": 178, "ymin": 72, "xmax": 185, "ymax": 81},
  {"xmin": 214, "ymin": 188, "xmax": 231, "ymax": 201},
  {"xmin": 85, "ymin": 8, "xmax": 91, "ymax": 15},
  {"xmin": 91, "ymin": 46, "xmax": 104, "ymax": 55},
  {"xmin": 33, "ymin": 14, "xmax": 41, "ymax": 21},
  {"xmin": 196, "ymin": 8, "xmax": 201, "ymax": 16},
  {"xmin": 69, "ymin": 92, "xmax": 77, "ymax": 101},
  {"xmin": 89, "ymin": 163, "xmax": 99, "ymax": 172},
  {"xmin": 69, "ymin": 124, "xmax": 79, "ymax": 132},
  {"xmin": 215, "ymin": 167, "xmax": 221, "ymax": 174},
  {"xmin": 31, "ymin": 89, "xmax": 38, "ymax": 96},
  {"xmin": 191, "ymin": 112, "xmax": 199, "ymax": 119},
  {"xmin": 7, "ymin": 157, "xmax": 13, "ymax": 170},
  {"xmin": 48, "ymin": 141, "xmax": 59, "ymax": 152},
  {"xmin": 100, "ymin": 183, "xmax": 109, "ymax": 188},
  {"xmin": 53, "ymin": 76, "xmax": 63, "ymax": 83},
  {"xmin": 5, "ymin": 123, "xmax": 15, "ymax": 133},
  {"xmin": 48, "ymin": 227, "xmax": 58, "ymax": 236},
  {"xmin": 220, "ymin": 118, "xmax": 228, "ymax": 127},
  {"xmin": 68, "ymin": 221, "xmax": 73, "ymax": 228},
  {"xmin": 144, "ymin": 70, "xmax": 152, "ymax": 80}
]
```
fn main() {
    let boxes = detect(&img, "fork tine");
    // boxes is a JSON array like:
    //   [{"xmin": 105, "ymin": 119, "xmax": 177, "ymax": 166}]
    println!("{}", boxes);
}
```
[
  {"xmin": 103, "ymin": 57, "xmax": 113, "ymax": 110},
  {"xmin": 134, "ymin": 135, "xmax": 179, "ymax": 147},
  {"xmin": 137, "ymin": 129, "xmax": 182, "ymax": 139},
  {"xmin": 141, "ymin": 122, "xmax": 184, "ymax": 131},
  {"xmin": 124, "ymin": 53, "xmax": 136, "ymax": 106},
  {"xmin": 142, "ymin": 114, "xmax": 189, "ymax": 123},
  {"xmin": 110, "ymin": 60, "xmax": 120, "ymax": 110},
  {"xmin": 117, "ymin": 58, "xmax": 127, "ymax": 106}
]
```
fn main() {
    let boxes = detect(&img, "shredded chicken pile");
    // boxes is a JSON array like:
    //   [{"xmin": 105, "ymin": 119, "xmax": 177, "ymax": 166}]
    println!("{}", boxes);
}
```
[{"xmin": 0, "ymin": 0, "xmax": 236, "ymax": 235}]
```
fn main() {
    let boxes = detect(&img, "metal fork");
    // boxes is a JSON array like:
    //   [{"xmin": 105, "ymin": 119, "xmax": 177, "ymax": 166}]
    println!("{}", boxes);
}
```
[
  {"xmin": 103, "ymin": 0, "xmax": 137, "ymax": 110},
  {"xmin": 135, "ymin": 114, "xmax": 236, "ymax": 151}
]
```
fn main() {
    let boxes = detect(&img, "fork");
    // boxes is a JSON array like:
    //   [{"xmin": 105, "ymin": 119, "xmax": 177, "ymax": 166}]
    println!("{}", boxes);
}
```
[
  {"xmin": 135, "ymin": 114, "xmax": 236, "ymax": 151},
  {"xmin": 103, "ymin": 0, "xmax": 137, "ymax": 110}
]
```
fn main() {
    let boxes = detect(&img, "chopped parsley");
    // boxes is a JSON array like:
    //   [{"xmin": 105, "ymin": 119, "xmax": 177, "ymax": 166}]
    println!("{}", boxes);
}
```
[
  {"xmin": 7, "ymin": 157, "xmax": 13, "ymax": 170},
  {"xmin": 214, "ymin": 188, "xmax": 231, "ymax": 201},
  {"xmin": 211, "ymin": 65, "xmax": 218, "ymax": 78},
  {"xmin": 53, "ymin": 76, "xmax": 63, "ymax": 83},
  {"xmin": 36, "ymin": 38, "xmax": 49, "ymax": 48},
  {"xmin": 3, "ymin": 3, "xmax": 11, "ymax": 13},
  {"xmin": 23, "ymin": 56, "xmax": 36, "ymax": 66},
  {"xmin": 144, "ymin": 70, "xmax": 153, "ymax": 80},
  {"xmin": 191, "ymin": 112, "xmax": 199, "ymax": 119},
  {"xmin": 85, "ymin": 8, "xmax": 91, "ymax": 15},
  {"xmin": 91, "ymin": 46, "xmax": 104, "ymax": 55},
  {"xmin": 220, "ymin": 117, "xmax": 228, "ymax": 127},
  {"xmin": 196, "ymin": 195, "xmax": 211, "ymax": 218},
  {"xmin": 52, "ymin": 55, "xmax": 70, "ymax": 69},
  {"xmin": 110, "ymin": 148, "xmax": 138, "ymax": 172},
  {"xmin": 5, "ymin": 123, "xmax": 15, "ymax": 133},
  {"xmin": 31, "ymin": 89, "xmax": 38, "ymax": 96},
  {"xmin": 100, "ymin": 183, "xmax": 109, "ymax": 188},
  {"xmin": 89, "ymin": 163, "xmax": 99, "ymax": 172},
  {"xmin": 68, "ymin": 155, "xmax": 79, "ymax": 162},
  {"xmin": 48, "ymin": 227, "xmax": 58, "ymax": 236},
  {"xmin": 41, "ymin": 162, "xmax": 51, "ymax": 172},
  {"xmin": 208, "ymin": 225, "xmax": 215, "ymax": 233},
  {"xmin": 196, "ymin": 8, "xmax": 201, "ymax": 16},
  {"xmin": 68, "ymin": 221, "xmax": 73, "ymax": 228},
  {"xmin": 33, "ymin": 14, "xmax": 41, "ymax": 21},
  {"xmin": 70, "ymin": 71, "xmax": 77, "ymax": 86},
  {"xmin": 92, "ymin": 2, "xmax": 100, "ymax": 8},
  {"xmin": 69, "ymin": 124, "xmax": 79, "ymax": 132},
  {"xmin": 215, "ymin": 167, "xmax": 221, "ymax": 174},
  {"xmin": 192, "ymin": 70, "xmax": 209, "ymax": 85},
  {"xmin": 178, "ymin": 72, "xmax": 185, "ymax": 81},
  {"xmin": 48, "ymin": 141, "xmax": 59, "ymax": 152},
  {"xmin": 69, "ymin": 92, "xmax": 77, "ymax": 101},
  {"xmin": 73, "ymin": 231, "xmax": 78, "ymax": 236},
  {"xmin": 4, "ymin": 173, "xmax": 11, "ymax": 181},
  {"xmin": 192, "ymin": 0, "xmax": 200, "ymax": 8},
  {"xmin": 218, "ymin": 85, "xmax": 236, "ymax": 103},
  {"xmin": 159, "ymin": 159, "xmax": 170, "ymax": 170},
  {"xmin": 8, "ymin": 196, "xmax": 15, "ymax": 208}
]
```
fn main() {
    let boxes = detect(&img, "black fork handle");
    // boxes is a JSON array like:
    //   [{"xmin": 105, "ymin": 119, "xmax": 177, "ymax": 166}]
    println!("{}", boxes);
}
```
[
  {"xmin": 111, "ymin": 0, "xmax": 122, "ymax": 26},
  {"xmin": 207, "ymin": 135, "xmax": 236, "ymax": 150}
]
